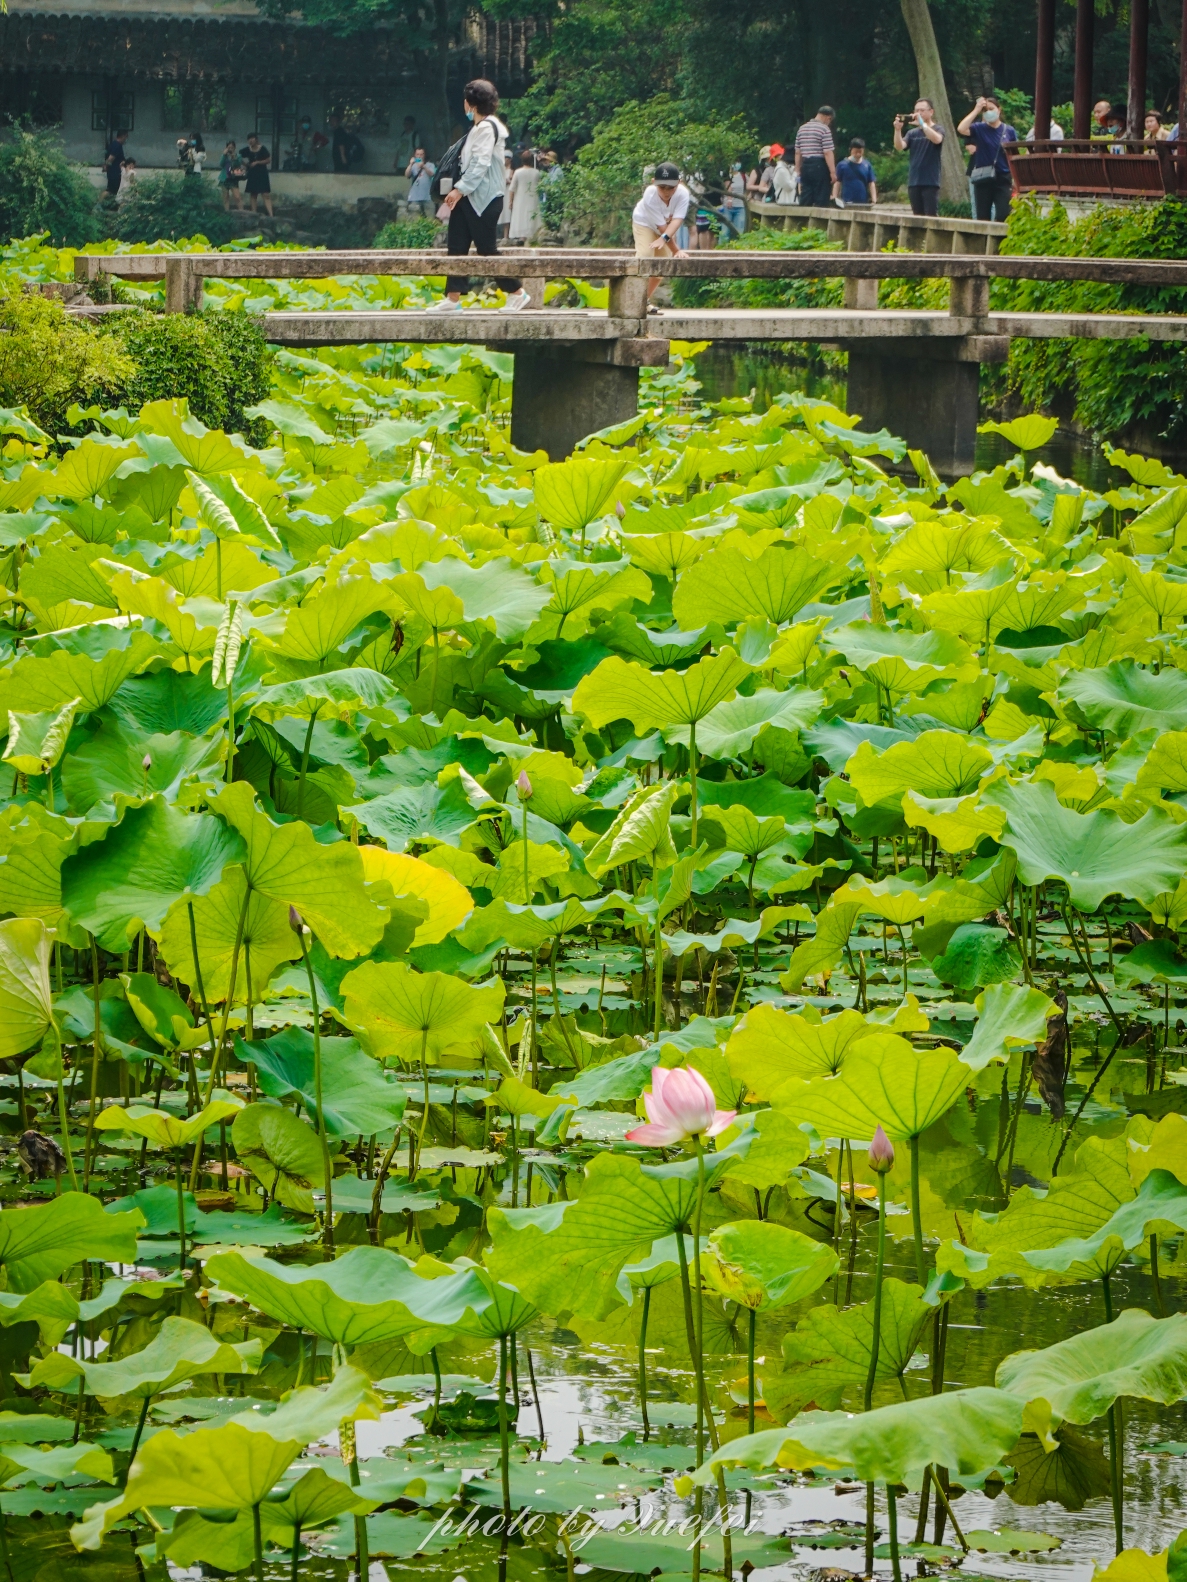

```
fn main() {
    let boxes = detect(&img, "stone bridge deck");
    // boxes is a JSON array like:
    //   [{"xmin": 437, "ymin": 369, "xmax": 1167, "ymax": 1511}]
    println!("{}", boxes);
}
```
[{"xmin": 74, "ymin": 247, "xmax": 1187, "ymax": 470}]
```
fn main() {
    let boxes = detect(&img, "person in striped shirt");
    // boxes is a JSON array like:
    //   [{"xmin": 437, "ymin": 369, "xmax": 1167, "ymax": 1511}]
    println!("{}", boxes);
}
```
[{"xmin": 795, "ymin": 106, "xmax": 837, "ymax": 207}]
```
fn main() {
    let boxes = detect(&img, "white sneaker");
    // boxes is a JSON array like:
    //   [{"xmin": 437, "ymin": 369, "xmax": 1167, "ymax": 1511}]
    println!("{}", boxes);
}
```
[
  {"xmin": 500, "ymin": 289, "xmax": 530, "ymax": 312},
  {"xmin": 430, "ymin": 297, "xmax": 464, "ymax": 312}
]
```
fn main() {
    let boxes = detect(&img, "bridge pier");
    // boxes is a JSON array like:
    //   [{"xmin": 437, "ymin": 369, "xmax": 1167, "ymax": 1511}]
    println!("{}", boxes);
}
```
[
  {"xmin": 509, "ymin": 338, "xmax": 668, "ymax": 459},
  {"xmin": 843, "ymin": 335, "xmax": 1009, "ymax": 476}
]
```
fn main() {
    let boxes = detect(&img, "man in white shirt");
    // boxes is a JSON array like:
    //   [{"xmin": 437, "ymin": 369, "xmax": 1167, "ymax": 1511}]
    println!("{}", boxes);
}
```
[{"xmin": 631, "ymin": 161, "xmax": 690, "ymax": 300}]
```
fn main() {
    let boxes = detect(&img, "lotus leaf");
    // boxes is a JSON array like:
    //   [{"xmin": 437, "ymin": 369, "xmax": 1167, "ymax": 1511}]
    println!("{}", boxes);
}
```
[{"xmin": 694, "ymin": 1385, "xmax": 1024, "ymax": 1484}]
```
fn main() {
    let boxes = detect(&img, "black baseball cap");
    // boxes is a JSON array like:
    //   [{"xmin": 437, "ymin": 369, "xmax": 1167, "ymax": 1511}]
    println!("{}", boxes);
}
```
[{"xmin": 654, "ymin": 162, "xmax": 680, "ymax": 183}]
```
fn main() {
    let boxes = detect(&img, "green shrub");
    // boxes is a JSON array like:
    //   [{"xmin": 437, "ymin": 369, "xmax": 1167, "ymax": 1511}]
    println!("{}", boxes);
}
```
[
  {"xmin": 992, "ymin": 195, "xmax": 1187, "ymax": 439},
  {"xmin": 549, "ymin": 96, "xmax": 755, "ymax": 246},
  {"xmin": 98, "ymin": 308, "xmax": 274, "ymax": 439},
  {"xmin": 110, "ymin": 173, "xmax": 238, "ymax": 247},
  {"xmin": 868, "ymin": 146, "xmax": 909, "ymax": 195},
  {"xmin": 671, "ymin": 227, "xmax": 844, "ymax": 310},
  {"xmin": 0, "ymin": 289, "xmax": 133, "ymax": 434},
  {"xmin": 372, "ymin": 215, "xmax": 442, "ymax": 249},
  {"xmin": 0, "ymin": 128, "xmax": 100, "ymax": 248}
]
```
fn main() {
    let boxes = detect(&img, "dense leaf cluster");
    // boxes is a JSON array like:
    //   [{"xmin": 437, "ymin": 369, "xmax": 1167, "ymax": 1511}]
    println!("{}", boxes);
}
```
[{"xmin": 0, "ymin": 243, "xmax": 1177, "ymax": 1580}]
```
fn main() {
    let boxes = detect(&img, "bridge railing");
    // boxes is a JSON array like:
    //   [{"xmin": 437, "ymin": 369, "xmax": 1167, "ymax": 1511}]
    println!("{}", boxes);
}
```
[
  {"xmin": 71, "ymin": 245, "xmax": 1187, "ymax": 472},
  {"xmin": 74, "ymin": 246, "xmax": 1187, "ymax": 323},
  {"xmin": 1007, "ymin": 137, "xmax": 1187, "ymax": 199}
]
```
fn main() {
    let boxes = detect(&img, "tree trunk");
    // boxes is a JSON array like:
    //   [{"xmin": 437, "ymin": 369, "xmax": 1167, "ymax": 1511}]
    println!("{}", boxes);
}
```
[
  {"xmin": 899, "ymin": 0, "xmax": 968, "ymax": 205},
  {"xmin": 434, "ymin": 0, "xmax": 454, "ymax": 152}
]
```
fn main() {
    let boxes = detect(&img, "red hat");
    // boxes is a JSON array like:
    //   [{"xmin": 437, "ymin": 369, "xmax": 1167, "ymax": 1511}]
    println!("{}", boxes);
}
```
[{"xmin": 769, "ymin": 142, "xmax": 785, "ymax": 156}]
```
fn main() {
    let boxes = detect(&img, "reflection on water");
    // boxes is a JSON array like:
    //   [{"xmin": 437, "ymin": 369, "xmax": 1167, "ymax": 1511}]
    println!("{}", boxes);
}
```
[
  {"xmin": 691, "ymin": 343, "xmax": 1175, "ymax": 487},
  {"xmin": 346, "ymin": 1216, "xmax": 1182, "ymax": 1582}
]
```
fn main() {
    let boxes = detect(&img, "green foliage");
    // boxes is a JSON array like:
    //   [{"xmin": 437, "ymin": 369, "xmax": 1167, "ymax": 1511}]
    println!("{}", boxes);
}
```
[
  {"xmin": 109, "ymin": 173, "xmax": 238, "ymax": 248},
  {"xmin": 993, "ymin": 196, "xmax": 1187, "ymax": 439},
  {"xmin": 672, "ymin": 227, "xmax": 846, "ymax": 310},
  {"xmin": 0, "ymin": 129, "xmax": 100, "ymax": 249},
  {"xmin": 372, "ymin": 216, "xmax": 444, "ymax": 249},
  {"xmin": 0, "ymin": 290, "xmax": 134, "ymax": 436},
  {"xmin": 0, "ymin": 231, "xmax": 1184, "ymax": 1582},
  {"xmin": 99, "ymin": 308, "xmax": 275, "ymax": 440},
  {"xmin": 547, "ymin": 95, "xmax": 754, "ymax": 245}
]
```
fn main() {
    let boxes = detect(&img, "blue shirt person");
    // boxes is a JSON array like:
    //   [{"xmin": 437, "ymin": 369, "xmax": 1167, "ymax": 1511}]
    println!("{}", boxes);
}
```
[{"xmin": 833, "ymin": 139, "xmax": 878, "ymax": 204}]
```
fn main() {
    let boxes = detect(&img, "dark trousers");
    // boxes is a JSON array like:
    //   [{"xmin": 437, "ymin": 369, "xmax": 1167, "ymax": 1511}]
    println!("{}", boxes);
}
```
[
  {"xmin": 973, "ymin": 172, "xmax": 1012, "ymax": 222},
  {"xmin": 798, "ymin": 157, "xmax": 832, "ymax": 207},
  {"xmin": 908, "ymin": 184, "xmax": 939, "ymax": 216},
  {"xmin": 105, "ymin": 164, "xmax": 121, "ymax": 195},
  {"xmin": 446, "ymin": 195, "xmax": 521, "ymax": 296}
]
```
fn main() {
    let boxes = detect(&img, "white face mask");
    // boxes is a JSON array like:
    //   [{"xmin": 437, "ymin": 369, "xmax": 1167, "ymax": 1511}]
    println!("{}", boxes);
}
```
[{"xmin": 984, "ymin": 109, "xmax": 1000, "ymax": 125}]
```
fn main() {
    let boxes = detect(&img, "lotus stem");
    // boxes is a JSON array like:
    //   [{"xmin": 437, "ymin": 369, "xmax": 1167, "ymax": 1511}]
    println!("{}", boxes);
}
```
[
  {"xmin": 369, "ymin": 1129, "xmax": 403, "ymax": 1244},
  {"xmin": 930, "ymin": 1472, "xmax": 968, "ymax": 1551},
  {"xmin": 863, "ymin": 1169, "xmax": 887, "ymax": 1411},
  {"xmin": 863, "ymin": 1167, "xmax": 887, "ymax": 1576},
  {"xmin": 128, "ymin": 1394, "xmax": 151, "ymax": 1473},
  {"xmin": 298, "ymin": 928, "xmax": 334, "ymax": 1251},
  {"xmin": 226, "ymin": 674, "xmax": 236, "ymax": 784},
  {"xmin": 638, "ymin": 1285, "xmax": 652, "ymax": 1441},
  {"xmin": 187, "ymin": 900, "xmax": 218, "ymax": 1064},
  {"xmin": 72, "ymin": 1362, "xmax": 85, "ymax": 1444},
  {"xmin": 521, "ymin": 790, "xmax": 530, "ymax": 902},
  {"xmin": 82, "ymin": 936, "xmax": 102, "ymax": 1192},
  {"xmin": 1108, "ymin": 1400, "xmax": 1124, "ymax": 1554},
  {"xmin": 746, "ymin": 1306, "xmax": 756, "ymax": 1436},
  {"xmin": 692, "ymin": 1135, "xmax": 708, "ymax": 1466},
  {"xmin": 914, "ymin": 1465, "xmax": 932, "ymax": 1544},
  {"xmin": 525, "ymin": 1346, "xmax": 546, "ymax": 1446},
  {"xmin": 175, "ymin": 1151, "xmax": 187, "ymax": 1273},
  {"xmin": 908, "ymin": 1134, "xmax": 925, "ymax": 1285},
  {"xmin": 297, "ymin": 707, "xmax": 319, "ymax": 822},
  {"xmin": 689, "ymin": 720, "xmax": 698, "ymax": 848},
  {"xmin": 252, "ymin": 1500, "xmax": 264, "ymax": 1582},
  {"xmin": 1151, "ymin": 1233, "xmax": 1166, "ymax": 1316},
  {"xmin": 497, "ymin": 1333, "xmax": 511, "ymax": 1520},
  {"xmin": 192, "ymin": 882, "xmax": 252, "ymax": 1184},
  {"xmin": 653, "ymin": 872, "xmax": 664, "ymax": 1042},
  {"xmin": 56, "ymin": 1068, "xmax": 77, "ymax": 1193},
  {"xmin": 886, "ymin": 1483, "xmax": 902, "ymax": 1582},
  {"xmin": 430, "ymin": 1347, "xmax": 443, "ymax": 1436}
]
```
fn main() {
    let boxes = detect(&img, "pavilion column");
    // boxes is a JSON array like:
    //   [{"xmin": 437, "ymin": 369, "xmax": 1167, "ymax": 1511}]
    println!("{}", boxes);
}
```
[
  {"xmin": 1073, "ymin": 0, "xmax": 1094, "ymax": 139},
  {"xmin": 1127, "ymin": 0, "xmax": 1149, "ymax": 140},
  {"xmin": 1179, "ymin": 0, "xmax": 1187, "ymax": 136},
  {"xmin": 1034, "ymin": 0, "xmax": 1056, "ymax": 142}
]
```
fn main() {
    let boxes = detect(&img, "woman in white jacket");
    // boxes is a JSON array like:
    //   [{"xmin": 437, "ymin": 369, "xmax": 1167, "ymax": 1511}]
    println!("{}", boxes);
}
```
[{"xmin": 437, "ymin": 79, "xmax": 528, "ymax": 312}]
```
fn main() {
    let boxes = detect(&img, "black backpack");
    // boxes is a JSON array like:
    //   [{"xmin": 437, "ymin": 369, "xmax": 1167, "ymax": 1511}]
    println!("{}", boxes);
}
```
[
  {"xmin": 431, "ymin": 134, "xmax": 466, "ymax": 199},
  {"xmin": 346, "ymin": 133, "xmax": 365, "ymax": 164}
]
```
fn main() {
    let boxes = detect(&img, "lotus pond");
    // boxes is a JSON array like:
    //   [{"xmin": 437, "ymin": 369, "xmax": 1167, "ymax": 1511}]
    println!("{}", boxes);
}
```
[{"xmin": 0, "ymin": 239, "xmax": 1183, "ymax": 1582}]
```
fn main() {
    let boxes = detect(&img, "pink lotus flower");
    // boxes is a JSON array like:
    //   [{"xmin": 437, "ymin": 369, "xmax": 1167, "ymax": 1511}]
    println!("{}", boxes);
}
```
[
  {"xmin": 868, "ymin": 1124, "xmax": 895, "ymax": 1173},
  {"xmin": 626, "ymin": 1065, "xmax": 737, "ymax": 1147},
  {"xmin": 517, "ymin": 769, "xmax": 533, "ymax": 800}
]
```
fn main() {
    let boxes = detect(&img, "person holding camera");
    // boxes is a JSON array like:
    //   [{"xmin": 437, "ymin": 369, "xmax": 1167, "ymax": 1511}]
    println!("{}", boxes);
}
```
[
  {"xmin": 957, "ymin": 95, "xmax": 1017, "ymax": 221},
  {"xmin": 894, "ymin": 99, "xmax": 944, "ymax": 215}
]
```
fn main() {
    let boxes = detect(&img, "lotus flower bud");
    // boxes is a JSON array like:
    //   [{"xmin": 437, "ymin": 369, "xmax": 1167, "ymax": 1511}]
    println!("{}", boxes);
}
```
[
  {"xmin": 517, "ymin": 769, "xmax": 533, "ymax": 800},
  {"xmin": 615, "ymin": 499, "xmax": 626, "ymax": 520},
  {"xmin": 288, "ymin": 905, "xmax": 304, "ymax": 934},
  {"xmin": 868, "ymin": 1124, "xmax": 895, "ymax": 1174},
  {"xmin": 142, "ymin": 753, "xmax": 152, "ymax": 773}
]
